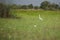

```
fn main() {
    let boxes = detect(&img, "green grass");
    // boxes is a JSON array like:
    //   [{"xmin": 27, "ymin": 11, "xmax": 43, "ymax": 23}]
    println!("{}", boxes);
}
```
[{"xmin": 0, "ymin": 9, "xmax": 60, "ymax": 40}]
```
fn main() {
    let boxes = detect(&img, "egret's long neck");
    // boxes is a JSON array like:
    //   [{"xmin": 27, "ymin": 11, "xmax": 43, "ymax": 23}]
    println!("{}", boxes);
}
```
[{"xmin": 39, "ymin": 14, "xmax": 41, "ymax": 17}]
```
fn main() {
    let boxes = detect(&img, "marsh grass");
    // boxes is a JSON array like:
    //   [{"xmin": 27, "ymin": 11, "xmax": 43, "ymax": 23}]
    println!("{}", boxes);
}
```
[{"xmin": 0, "ymin": 10, "xmax": 60, "ymax": 40}]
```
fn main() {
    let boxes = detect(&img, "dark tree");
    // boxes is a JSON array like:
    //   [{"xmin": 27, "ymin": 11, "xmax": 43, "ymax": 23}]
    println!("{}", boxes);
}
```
[
  {"xmin": 28, "ymin": 4, "xmax": 33, "ymax": 9},
  {"xmin": 0, "ymin": 3, "xmax": 10, "ymax": 18},
  {"xmin": 40, "ymin": 1, "xmax": 60, "ymax": 10},
  {"xmin": 40, "ymin": 1, "xmax": 50, "ymax": 10},
  {"xmin": 34, "ymin": 6, "xmax": 39, "ymax": 9},
  {"xmin": 21, "ymin": 5, "xmax": 27, "ymax": 9},
  {"xmin": 10, "ymin": 4, "xmax": 18, "ymax": 9}
]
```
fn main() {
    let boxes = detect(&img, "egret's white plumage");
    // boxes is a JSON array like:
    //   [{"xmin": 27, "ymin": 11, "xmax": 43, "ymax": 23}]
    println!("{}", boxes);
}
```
[
  {"xmin": 34, "ymin": 25, "xmax": 37, "ymax": 27},
  {"xmin": 39, "ymin": 14, "xmax": 43, "ymax": 21}
]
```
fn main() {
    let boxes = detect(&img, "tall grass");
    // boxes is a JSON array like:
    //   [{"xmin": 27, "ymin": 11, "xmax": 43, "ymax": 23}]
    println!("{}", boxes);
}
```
[{"xmin": 0, "ymin": 9, "xmax": 60, "ymax": 40}]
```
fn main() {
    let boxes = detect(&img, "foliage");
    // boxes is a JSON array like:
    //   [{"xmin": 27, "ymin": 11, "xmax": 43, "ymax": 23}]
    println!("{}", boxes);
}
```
[
  {"xmin": 34, "ymin": 6, "xmax": 39, "ymax": 9},
  {"xmin": 0, "ymin": 3, "xmax": 10, "ymax": 18},
  {"xmin": 40, "ymin": 1, "xmax": 60, "ymax": 10},
  {"xmin": 20, "ymin": 5, "xmax": 27, "ymax": 9},
  {"xmin": 40, "ymin": 1, "xmax": 50, "ymax": 10},
  {"xmin": 6, "ymin": 1, "xmax": 60, "ymax": 10},
  {"xmin": 28, "ymin": 4, "xmax": 33, "ymax": 9}
]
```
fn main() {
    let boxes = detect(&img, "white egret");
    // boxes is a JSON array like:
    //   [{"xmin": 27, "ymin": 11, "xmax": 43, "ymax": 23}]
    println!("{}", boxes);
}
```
[{"xmin": 39, "ymin": 14, "xmax": 43, "ymax": 21}]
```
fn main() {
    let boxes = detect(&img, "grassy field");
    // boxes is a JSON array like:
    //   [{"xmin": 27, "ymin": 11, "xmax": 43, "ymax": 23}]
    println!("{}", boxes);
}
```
[{"xmin": 0, "ymin": 9, "xmax": 60, "ymax": 40}]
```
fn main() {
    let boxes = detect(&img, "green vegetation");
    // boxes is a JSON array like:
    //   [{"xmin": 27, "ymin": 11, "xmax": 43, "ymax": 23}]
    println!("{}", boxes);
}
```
[
  {"xmin": 0, "ymin": 3, "xmax": 11, "ymax": 18},
  {"xmin": 0, "ymin": 1, "xmax": 60, "ymax": 18},
  {"xmin": 0, "ymin": 1, "xmax": 60, "ymax": 40},
  {"xmin": 40, "ymin": 1, "xmax": 60, "ymax": 10},
  {"xmin": 8, "ymin": 1, "xmax": 60, "ymax": 10},
  {"xmin": 0, "ymin": 9, "xmax": 60, "ymax": 40}
]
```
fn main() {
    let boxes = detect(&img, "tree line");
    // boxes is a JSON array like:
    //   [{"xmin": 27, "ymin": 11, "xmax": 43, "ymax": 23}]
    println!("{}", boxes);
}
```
[
  {"xmin": 9, "ymin": 1, "xmax": 60, "ymax": 10},
  {"xmin": 40, "ymin": 1, "xmax": 60, "ymax": 10},
  {"xmin": 0, "ymin": 1, "xmax": 60, "ymax": 18}
]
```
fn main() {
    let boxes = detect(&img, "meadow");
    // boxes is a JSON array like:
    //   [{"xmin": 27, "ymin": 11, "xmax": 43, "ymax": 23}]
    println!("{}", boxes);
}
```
[{"xmin": 0, "ymin": 9, "xmax": 60, "ymax": 40}]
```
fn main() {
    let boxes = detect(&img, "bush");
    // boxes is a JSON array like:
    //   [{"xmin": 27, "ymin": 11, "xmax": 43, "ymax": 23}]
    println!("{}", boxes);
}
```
[{"xmin": 0, "ymin": 3, "xmax": 11, "ymax": 18}]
